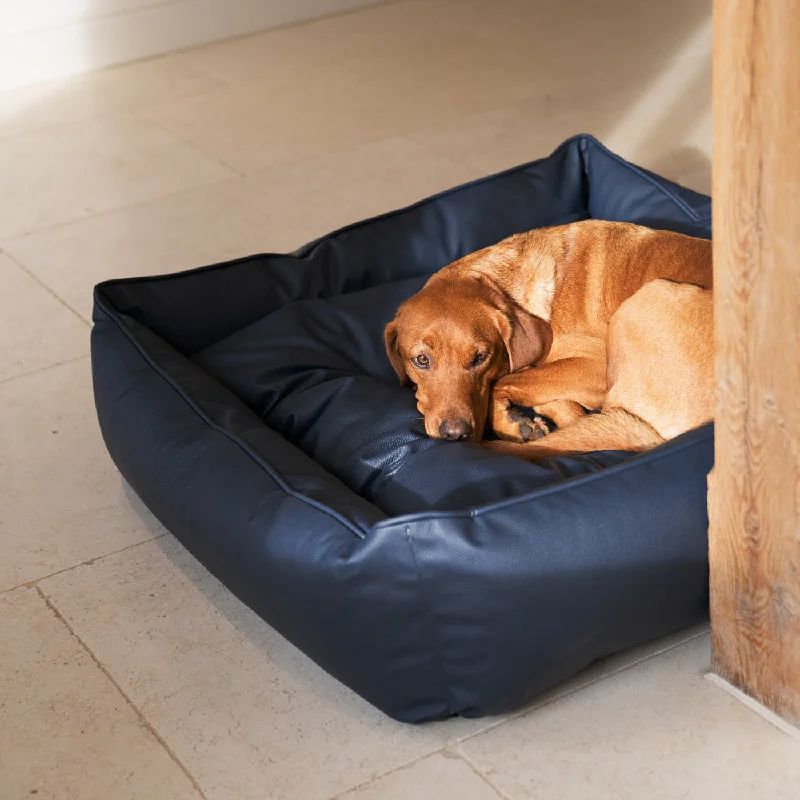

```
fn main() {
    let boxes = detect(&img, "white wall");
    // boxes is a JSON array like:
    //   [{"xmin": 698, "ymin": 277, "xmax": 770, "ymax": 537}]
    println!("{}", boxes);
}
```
[{"xmin": 0, "ymin": 0, "xmax": 381, "ymax": 91}]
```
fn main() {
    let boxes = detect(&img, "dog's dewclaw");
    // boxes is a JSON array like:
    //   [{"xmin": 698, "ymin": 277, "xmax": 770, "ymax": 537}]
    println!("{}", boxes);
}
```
[{"xmin": 532, "ymin": 417, "xmax": 550, "ymax": 440}]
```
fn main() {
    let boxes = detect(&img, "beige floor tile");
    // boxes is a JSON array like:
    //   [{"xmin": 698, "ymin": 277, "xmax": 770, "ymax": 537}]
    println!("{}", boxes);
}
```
[
  {"xmin": 136, "ymin": 75, "xmax": 401, "ymax": 175},
  {"xmin": 0, "ymin": 57, "xmax": 224, "ymax": 140},
  {"xmin": 458, "ymin": 635, "xmax": 800, "ymax": 800},
  {"xmin": 0, "ymin": 359, "xmax": 164, "ymax": 591},
  {"xmin": 0, "ymin": 112, "xmax": 234, "ymax": 239},
  {"xmin": 410, "ymin": 48, "xmax": 711, "ymax": 194},
  {"xmin": 433, "ymin": 0, "xmax": 710, "ymax": 70},
  {"xmin": 400, "ymin": 0, "xmax": 712, "ymax": 192},
  {"xmin": 4, "ymin": 136, "xmax": 479, "ymax": 321},
  {"xmin": 334, "ymin": 753, "xmax": 502, "ymax": 800},
  {"xmin": 136, "ymin": 69, "xmax": 396, "ymax": 176},
  {"xmin": 140, "ymin": 30, "xmax": 543, "ymax": 175},
  {"xmin": 174, "ymin": 1, "xmax": 463, "ymax": 87},
  {"xmin": 40, "ymin": 537, "xmax": 488, "ymax": 800},
  {"xmin": 0, "ymin": 253, "xmax": 88, "ymax": 382},
  {"xmin": 0, "ymin": 586, "xmax": 200, "ymax": 800},
  {"xmin": 178, "ymin": 0, "xmax": 708, "ymax": 96},
  {"xmin": 410, "ymin": 86, "xmax": 642, "ymax": 177},
  {"xmin": 147, "ymin": 0, "xmax": 712, "ymax": 179}
]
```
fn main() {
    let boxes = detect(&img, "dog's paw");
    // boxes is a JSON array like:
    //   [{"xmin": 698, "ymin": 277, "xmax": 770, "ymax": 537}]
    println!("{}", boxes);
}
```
[
  {"xmin": 508, "ymin": 410, "xmax": 551, "ymax": 442},
  {"xmin": 492, "ymin": 399, "xmax": 551, "ymax": 443}
]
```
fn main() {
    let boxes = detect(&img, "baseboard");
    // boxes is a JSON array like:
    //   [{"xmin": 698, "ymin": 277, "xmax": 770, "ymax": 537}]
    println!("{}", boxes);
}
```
[
  {"xmin": 0, "ymin": 0, "xmax": 381, "ymax": 91},
  {"xmin": 704, "ymin": 672, "xmax": 800, "ymax": 740}
]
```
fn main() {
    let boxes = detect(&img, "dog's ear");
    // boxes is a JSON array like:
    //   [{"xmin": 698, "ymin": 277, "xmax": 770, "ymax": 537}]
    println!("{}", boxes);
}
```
[
  {"xmin": 477, "ymin": 275, "xmax": 553, "ymax": 372},
  {"xmin": 497, "ymin": 307, "xmax": 553, "ymax": 372},
  {"xmin": 384, "ymin": 319, "xmax": 412, "ymax": 386}
]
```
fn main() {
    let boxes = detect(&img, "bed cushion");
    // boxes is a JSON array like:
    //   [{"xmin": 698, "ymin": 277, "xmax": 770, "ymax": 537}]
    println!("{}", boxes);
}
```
[
  {"xmin": 91, "ymin": 134, "xmax": 713, "ymax": 722},
  {"xmin": 192, "ymin": 275, "xmax": 632, "ymax": 516}
]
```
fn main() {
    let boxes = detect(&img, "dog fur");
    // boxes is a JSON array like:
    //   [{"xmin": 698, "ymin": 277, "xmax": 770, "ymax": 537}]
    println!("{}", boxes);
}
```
[{"xmin": 384, "ymin": 220, "xmax": 713, "ymax": 461}]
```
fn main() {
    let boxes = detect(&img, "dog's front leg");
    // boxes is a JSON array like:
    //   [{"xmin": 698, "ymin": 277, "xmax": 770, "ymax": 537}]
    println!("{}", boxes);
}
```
[{"xmin": 489, "ymin": 357, "xmax": 606, "ymax": 441}]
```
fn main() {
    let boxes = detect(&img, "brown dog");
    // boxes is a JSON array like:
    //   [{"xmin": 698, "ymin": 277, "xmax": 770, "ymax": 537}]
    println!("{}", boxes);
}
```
[{"xmin": 384, "ymin": 220, "xmax": 713, "ymax": 461}]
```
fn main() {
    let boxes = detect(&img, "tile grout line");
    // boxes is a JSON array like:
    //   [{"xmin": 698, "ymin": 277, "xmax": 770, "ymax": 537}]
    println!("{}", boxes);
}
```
[
  {"xmin": 0, "ymin": 0, "xmax": 405, "ymax": 139},
  {"xmin": 130, "ymin": 108, "xmax": 247, "ymax": 178},
  {"xmin": 396, "ymin": 132, "xmax": 492, "ymax": 180},
  {"xmin": 453, "ymin": 627, "xmax": 711, "ymax": 745},
  {"xmin": 131, "ymin": 101, "xmax": 409, "ymax": 179},
  {"xmin": 0, "ymin": 532, "xmax": 169, "ymax": 596},
  {"xmin": 0, "ymin": 353, "xmax": 90, "ymax": 387},
  {"xmin": 0, "ymin": 169, "xmax": 240, "ymax": 245},
  {"xmin": 319, "ymin": 630, "xmax": 709, "ymax": 800},
  {"xmin": 318, "ymin": 749, "xmax": 447, "ymax": 800},
  {"xmin": 0, "ymin": 124, "xmax": 486, "ymax": 252},
  {"xmin": 163, "ymin": 0, "xmax": 405, "ymax": 85},
  {"xmin": 317, "ymin": 625, "xmax": 715, "ymax": 800},
  {"xmin": 36, "ymin": 583, "xmax": 209, "ymax": 800},
  {"xmin": 321, "ymin": 747, "xmax": 510, "ymax": 800},
  {"xmin": 0, "ymin": 73, "xmax": 227, "ymax": 144},
  {"xmin": 0, "ymin": 105, "xmax": 239, "ymax": 184},
  {"xmin": 4, "ymin": 0, "xmax": 193, "ymax": 42},
  {"xmin": 451, "ymin": 748, "xmax": 513, "ymax": 800},
  {"xmin": 1, "ymin": 249, "xmax": 91, "ymax": 326}
]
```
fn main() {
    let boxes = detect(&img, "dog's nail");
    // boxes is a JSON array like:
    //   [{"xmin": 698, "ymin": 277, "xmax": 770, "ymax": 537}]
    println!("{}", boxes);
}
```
[{"xmin": 533, "ymin": 426, "xmax": 546, "ymax": 440}]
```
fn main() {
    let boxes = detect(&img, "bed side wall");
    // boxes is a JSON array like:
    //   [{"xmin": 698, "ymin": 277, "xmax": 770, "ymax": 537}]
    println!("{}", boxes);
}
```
[{"xmin": 91, "ymin": 307, "xmax": 452, "ymax": 721}]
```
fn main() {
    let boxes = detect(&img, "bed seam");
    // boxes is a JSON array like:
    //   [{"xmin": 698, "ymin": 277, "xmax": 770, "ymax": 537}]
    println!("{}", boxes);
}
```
[
  {"xmin": 377, "ymin": 429, "xmax": 713, "ymax": 529},
  {"xmin": 95, "ymin": 306, "xmax": 371, "ymax": 540},
  {"xmin": 404, "ymin": 523, "xmax": 452, "ymax": 718},
  {"xmin": 581, "ymin": 137, "xmax": 706, "ymax": 221}
]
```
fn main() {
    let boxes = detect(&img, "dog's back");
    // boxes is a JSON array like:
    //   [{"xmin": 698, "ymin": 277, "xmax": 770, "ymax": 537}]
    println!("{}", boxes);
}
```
[
  {"xmin": 445, "ymin": 220, "xmax": 712, "ymax": 337},
  {"xmin": 387, "ymin": 220, "xmax": 714, "ymax": 460}
]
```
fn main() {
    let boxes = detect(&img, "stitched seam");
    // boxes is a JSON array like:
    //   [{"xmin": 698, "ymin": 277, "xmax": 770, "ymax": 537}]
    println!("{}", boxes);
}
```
[
  {"xmin": 375, "ymin": 428, "xmax": 713, "ymax": 529},
  {"xmin": 581, "ymin": 136, "xmax": 705, "ymax": 221},
  {"xmin": 404, "ymin": 523, "xmax": 452, "ymax": 717},
  {"xmin": 96, "ymin": 307, "xmax": 371, "ymax": 539}
]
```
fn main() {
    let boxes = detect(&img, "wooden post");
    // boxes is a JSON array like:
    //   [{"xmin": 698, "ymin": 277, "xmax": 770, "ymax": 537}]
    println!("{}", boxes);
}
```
[{"xmin": 709, "ymin": 0, "xmax": 800, "ymax": 723}]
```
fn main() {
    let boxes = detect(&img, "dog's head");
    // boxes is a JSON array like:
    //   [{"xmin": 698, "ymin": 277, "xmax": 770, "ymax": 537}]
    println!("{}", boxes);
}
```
[{"xmin": 384, "ymin": 276, "xmax": 552, "ymax": 441}]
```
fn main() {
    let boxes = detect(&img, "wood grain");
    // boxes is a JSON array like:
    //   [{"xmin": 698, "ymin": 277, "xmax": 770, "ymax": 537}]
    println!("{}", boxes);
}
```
[{"xmin": 709, "ymin": 0, "xmax": 800, "ymax": 723}]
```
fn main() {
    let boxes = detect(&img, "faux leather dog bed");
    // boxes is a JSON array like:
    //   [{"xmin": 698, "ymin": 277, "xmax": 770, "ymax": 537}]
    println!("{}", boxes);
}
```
[{"xmin": 91, "ymin": 134, "xmax": 713, "ymax": 722}]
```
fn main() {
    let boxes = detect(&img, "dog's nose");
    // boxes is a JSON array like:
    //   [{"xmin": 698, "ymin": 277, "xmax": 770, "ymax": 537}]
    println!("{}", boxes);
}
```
[{"xmin": 439, "ymin": 419, "xmax": 473, "ymax": 441}]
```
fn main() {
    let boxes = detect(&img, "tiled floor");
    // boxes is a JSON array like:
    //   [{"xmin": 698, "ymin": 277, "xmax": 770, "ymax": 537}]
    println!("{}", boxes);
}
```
[{"xmin": 1, "ymin": 1, "xmax": 797, "ymax": 798}]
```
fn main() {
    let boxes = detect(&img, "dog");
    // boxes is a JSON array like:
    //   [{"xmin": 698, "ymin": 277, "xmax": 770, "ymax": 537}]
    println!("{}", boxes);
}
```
[{"xmin": 384, "ymin": 220, "xmax": 713, "ymax": 461}]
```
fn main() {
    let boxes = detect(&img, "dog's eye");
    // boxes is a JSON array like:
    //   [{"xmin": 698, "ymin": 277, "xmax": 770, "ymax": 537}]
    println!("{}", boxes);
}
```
[
  {"xmin": 411, "ymin": 354, "xmax": 430, "ymax": 369},
  {"xmin": 470, "ymin": 352, "xmax": 489, "ymax": 368}
]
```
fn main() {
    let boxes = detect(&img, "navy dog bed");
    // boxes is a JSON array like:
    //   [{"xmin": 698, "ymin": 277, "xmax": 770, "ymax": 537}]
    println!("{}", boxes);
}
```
[{"xmin": 91, "ymin": 135, "xmax": 713, "ymax": 722}]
